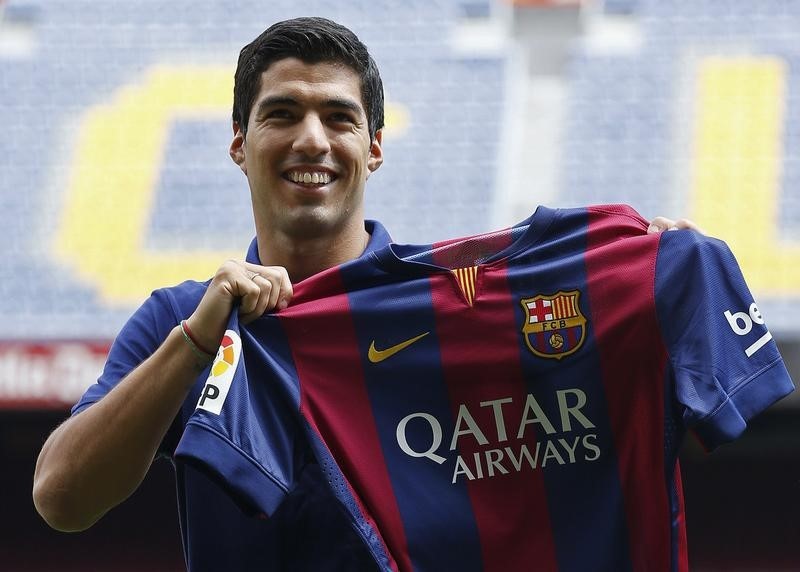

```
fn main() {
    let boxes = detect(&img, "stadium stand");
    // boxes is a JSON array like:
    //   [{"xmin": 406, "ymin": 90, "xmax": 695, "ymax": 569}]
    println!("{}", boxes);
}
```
[
  {"xmin": 0, "ymin": 0, "xmax": 505, "ymax": 344},
  {"xmin": 560, "ymin": 0, "xmax": 800, "ymax": 335}
]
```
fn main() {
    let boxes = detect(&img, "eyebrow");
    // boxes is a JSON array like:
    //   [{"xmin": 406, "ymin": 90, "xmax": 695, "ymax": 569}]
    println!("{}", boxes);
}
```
[{"xmin": 255, "ymin": 96, "xmax": 363, "ymax": 116}]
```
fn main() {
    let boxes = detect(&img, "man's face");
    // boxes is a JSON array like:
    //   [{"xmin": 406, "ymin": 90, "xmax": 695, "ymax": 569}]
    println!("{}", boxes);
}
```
[{"xmin": 230, "ymin": 58, "xmax": 383, "ymax": 241}]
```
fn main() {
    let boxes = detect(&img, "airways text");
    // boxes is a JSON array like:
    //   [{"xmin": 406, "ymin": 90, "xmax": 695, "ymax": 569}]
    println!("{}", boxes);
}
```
[{"xmin": 395, "ymin": 388, "xmax": 602, "ymax": 484}]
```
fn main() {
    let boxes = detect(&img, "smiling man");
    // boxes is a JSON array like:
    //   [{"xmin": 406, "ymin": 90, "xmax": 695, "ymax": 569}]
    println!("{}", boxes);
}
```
[
  {"xmin": 33, "ymin": 18, "xmax": 389, "ymax": 571},
  {"xmin": 33, "ymin": 17, "xmax": 708, "ymax": 572}
]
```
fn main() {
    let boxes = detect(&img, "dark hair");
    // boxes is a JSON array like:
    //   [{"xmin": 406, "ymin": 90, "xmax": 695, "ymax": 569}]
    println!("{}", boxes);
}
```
[{"xmin": 233, "ymin": 17, "xmax": 384, "ymax": 141}]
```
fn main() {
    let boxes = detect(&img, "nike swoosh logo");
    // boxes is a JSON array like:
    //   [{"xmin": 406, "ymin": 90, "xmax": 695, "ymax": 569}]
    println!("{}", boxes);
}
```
[{"xmin": 368, "ymin": 332, "xmax": 430, "ymax": 363}]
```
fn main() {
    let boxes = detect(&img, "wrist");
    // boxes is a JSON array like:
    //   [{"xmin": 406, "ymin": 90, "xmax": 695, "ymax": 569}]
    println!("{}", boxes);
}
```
[
  {"xmin": 179, "ymin": 320, "xmax": 216, "ymax": 368},
  {"xmin": 183, "ymin": 315, "xmax": 224, "ymax": 355}
]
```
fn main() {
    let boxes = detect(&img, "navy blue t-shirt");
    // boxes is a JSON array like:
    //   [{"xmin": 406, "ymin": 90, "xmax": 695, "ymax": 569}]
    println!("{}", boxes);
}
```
[{"xmin": 72, "ymin": 221, "xmax": 391, "ymax": 571}]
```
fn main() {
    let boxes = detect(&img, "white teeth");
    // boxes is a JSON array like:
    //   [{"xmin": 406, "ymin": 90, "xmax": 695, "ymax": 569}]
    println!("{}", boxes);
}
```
[{"xmin": 288, "ymin": 171, "xmax": 331, "ymax": 184}]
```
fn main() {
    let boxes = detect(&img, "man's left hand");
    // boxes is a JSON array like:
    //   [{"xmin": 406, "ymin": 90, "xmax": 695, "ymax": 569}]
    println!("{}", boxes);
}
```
[{"xmin": 647, "ymin": 217, "xmax": 705, "ymax": 234}]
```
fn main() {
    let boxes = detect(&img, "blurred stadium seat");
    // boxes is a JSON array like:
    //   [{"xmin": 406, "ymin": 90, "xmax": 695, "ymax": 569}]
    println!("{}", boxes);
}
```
[
  {"xmin": 0, "ymin": 0, "xmax": 505, "ymax": 350},
  {"xmin": 560, "ymin": 0, "xmax": 800, "ymax": 335}
]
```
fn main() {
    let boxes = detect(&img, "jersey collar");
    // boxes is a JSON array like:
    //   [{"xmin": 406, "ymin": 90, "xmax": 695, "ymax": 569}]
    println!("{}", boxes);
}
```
[
  {"xmin": 371, "ymin": 206, "xmax": 556, "ymax": 275},
  {"xmin": 244, "ymin": 220, "xmax": 393, "ymax": 265}
]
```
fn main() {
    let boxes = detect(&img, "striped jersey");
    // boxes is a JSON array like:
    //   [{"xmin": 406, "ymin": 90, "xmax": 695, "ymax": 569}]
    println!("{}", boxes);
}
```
[{"xmin": 175, "ymin": 204, "xmax": 794, "ymax": 572}]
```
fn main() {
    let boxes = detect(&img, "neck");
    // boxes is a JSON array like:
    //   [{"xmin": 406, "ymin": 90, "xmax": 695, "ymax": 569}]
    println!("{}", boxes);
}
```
[{"xmin": 256, "ymin": 222, "xmax": 370, "ymax": 283}]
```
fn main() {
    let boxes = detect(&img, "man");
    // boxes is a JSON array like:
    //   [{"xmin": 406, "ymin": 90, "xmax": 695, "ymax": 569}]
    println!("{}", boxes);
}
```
[
  {"xmin": 34, "ymin": 17, "xmax": 388, "ymax": 571},
  {"xmin": 34, "ymin": 16, "xmax": 717, "ymax": 571}
]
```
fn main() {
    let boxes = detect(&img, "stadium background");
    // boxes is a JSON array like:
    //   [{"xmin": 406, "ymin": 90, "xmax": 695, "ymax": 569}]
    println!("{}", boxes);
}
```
[{"xmin": 1, "ymin": 0, "xmax": 798, "ymax": 569}]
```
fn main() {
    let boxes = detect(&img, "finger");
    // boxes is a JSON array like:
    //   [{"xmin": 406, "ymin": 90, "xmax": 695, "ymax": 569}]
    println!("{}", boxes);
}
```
[
  {"xmin": 240, "ymin": 273, "xmax": 273, "ymax": 324},
  {"xmin": 647, "ymin": 216, "xmax": 706, "ymax": 235},
  {"xmin": 670, "ymin": 218, "xmax": 705, "ymax": 234},
  {"xmin": 647, "ymin": 216, "xmax": 673, "ymax": 234},
  {"xmin": 243, "ymin": 262, "xmax": 293, "ymax": 309},
  {"xmin": 247, "ymin": 269, "xmax": 281, "ymax": 312},
  {"xmin": 272, "ymin": 266, "xmax": 293, "ymax": 310},
  {"xmin": 236, "ymin": 274, "xmax": 262, "ymax": 317},
  {"xmin": 240, "ymin": 266, "xmax": 294, "ymax": 323}
]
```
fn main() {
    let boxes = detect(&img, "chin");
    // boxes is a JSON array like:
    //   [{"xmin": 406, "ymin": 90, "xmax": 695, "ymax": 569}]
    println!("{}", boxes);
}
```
[{"xmin": 282, "ymin": 209, "xmax": 343, "ymax": 239}]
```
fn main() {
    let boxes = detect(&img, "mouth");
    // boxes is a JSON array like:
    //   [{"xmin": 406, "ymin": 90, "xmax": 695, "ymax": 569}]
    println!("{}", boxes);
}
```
[{"xmin": 283, "ymin": 169, "xmax": 336, "ymax": 187}]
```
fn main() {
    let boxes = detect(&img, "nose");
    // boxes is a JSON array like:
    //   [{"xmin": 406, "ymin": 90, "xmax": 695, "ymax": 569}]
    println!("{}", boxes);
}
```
[{"xmin": 292, "ymin": 114, "xmax": 331, "ymax": 157}]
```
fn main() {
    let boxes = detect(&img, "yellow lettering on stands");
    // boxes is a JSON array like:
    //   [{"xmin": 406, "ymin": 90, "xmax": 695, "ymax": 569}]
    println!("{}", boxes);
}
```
[
  {"xmin": 691, "ymin": 57, "xmax": 800, "ymax": 295},
  {"xmin": 56, "ymin": 66, "xmax": 236, "ymax": 305},
  {"xmin": 57, "ymin": 65, "xmax": 409, "ymax": 305}
]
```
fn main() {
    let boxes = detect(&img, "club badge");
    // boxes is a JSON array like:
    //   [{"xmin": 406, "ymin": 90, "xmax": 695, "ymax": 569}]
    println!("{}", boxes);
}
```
[{"xmin": 521, "ymin": 290, "xmax": 587, "ymax": 360}]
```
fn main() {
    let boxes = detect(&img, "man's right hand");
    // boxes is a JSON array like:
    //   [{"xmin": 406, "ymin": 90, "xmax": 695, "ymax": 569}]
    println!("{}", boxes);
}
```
[
  {"xmin": 32, "ymin": 260, "xmax": 292, "ymax": 532},
  {"xmin": 187, "ymin": 260, "xmax": 293, "ymax": 356}
]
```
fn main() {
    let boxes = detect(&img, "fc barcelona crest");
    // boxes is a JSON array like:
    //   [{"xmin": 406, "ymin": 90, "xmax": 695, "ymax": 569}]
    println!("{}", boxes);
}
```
[{"xmin": 521, "ymin": 290, "xmax": 587, "ymax": 360}]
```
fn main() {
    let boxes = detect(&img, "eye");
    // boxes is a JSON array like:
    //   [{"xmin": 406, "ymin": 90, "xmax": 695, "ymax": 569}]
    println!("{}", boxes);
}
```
[
  {"xmin": 329, "ymin": 112, "xmax": 355, "ymax": 124},
  {"xmin": 266, "ymin": 109, "xmax": 293, "ymax": 120}
]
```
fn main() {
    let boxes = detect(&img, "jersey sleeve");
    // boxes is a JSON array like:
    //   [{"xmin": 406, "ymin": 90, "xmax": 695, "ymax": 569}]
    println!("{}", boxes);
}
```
[
  {"xmin": 71, "ymin": 290, "xmax": 176, "ymax": 415},
  {"xmin": 175, "ymin": 311, "xmax": 305, "ymax": 518},
  {"xmin": 70, "ymin": 286, "xmax": 199, "ymax": 458},
  {"xmin": 654, "ymin": 231, "xmax": 794, "ymax": 450}
]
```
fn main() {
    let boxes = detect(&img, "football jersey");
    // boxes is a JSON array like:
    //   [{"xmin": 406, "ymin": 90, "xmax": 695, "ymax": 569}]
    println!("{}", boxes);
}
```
[{"xmin": 175, "ymin": 204, "xmax": 794, "ymax": 572}]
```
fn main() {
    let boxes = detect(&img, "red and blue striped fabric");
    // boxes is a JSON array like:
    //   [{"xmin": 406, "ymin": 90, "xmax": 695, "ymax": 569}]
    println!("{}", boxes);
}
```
[{"xmin": 176, "ymin": 204, "xmax": 794, "ymax": 572}]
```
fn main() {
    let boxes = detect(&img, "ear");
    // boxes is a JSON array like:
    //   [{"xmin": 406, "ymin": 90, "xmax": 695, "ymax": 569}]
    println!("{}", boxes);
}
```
[
  {"xmin": 229, "ymin": 121, "xmax": 247, "ymax": 174},
  {"xmin": 366, "ymin": 129, "xmax": 383, "ymax": 178}
]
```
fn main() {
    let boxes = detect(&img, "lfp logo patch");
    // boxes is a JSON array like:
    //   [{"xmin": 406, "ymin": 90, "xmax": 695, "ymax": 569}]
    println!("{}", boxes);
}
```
[
  {"xmin": 197, "ymin": 330, "xmax": 241, "ymax": 414},
  {"xmin": 521, "ymin": 290, "xmax": 587, "ymax": 360}
]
